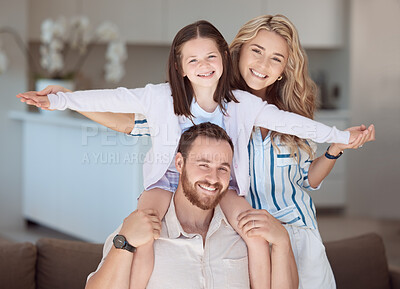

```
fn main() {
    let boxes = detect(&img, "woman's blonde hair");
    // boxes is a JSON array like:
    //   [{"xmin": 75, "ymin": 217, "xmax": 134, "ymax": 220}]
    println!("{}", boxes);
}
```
[{"xmin": 230, "ymin": 14, "xmax": 318, "ymax": 159}]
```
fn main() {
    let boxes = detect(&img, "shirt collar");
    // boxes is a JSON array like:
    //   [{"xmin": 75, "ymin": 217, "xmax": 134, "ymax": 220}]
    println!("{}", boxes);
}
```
[{"xmin": 164, "ymin": 196, "xmax": 230, "ymax": 239}]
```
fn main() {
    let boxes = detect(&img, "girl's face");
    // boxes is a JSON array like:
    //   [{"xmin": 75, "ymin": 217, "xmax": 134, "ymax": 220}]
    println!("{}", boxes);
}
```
[
  {"xmin": 238, "ymin": 29, "xmax": 288, "ymax": 97},
  {"xmin": 180, "ymin": 37, "xmax": 223, "ymax": 92}
]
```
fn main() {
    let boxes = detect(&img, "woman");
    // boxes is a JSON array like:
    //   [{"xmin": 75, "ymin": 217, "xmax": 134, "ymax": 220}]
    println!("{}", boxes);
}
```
[{"xmin": 229, "ymin": 14, "xmax": 374, "ymax": 288}]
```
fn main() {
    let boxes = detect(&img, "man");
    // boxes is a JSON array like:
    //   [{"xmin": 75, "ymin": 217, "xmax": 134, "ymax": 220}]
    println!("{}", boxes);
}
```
[{"xmin": 86, "ymin": 122, "xmax": 298, "ymax": 289}]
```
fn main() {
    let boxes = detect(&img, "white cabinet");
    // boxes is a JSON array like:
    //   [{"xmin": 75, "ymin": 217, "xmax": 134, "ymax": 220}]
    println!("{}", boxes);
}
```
[
  {"xmin": 29, "ymin": 0, "xmax": 345, "ymax": 48},
  {"xmin": 28, "ymin": 0, "xmax": 166, "ymax": 44},
  {"xmin": 265, "ymin": 0, "xmax": 345, "ymax": 48},
  {"xmin": 165, "ymin": 0, "xmax": 264, "ymax": 44},
  {"xmin": 80, "ymin": 0, "xmax": 167, "ymax": 44},
  {"xmin": 12, "ymin": 111, "xmax": 151, "ymax": 242},
  {"xmin": 310, "ymin": 109, "xmax": 349, "ymax": 208}
]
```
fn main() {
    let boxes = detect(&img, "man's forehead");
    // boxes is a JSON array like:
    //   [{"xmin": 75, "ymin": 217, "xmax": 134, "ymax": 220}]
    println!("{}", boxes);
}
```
[{"xmin": 186, "ymin": 136, "xmax": 233, "ymax": 163}]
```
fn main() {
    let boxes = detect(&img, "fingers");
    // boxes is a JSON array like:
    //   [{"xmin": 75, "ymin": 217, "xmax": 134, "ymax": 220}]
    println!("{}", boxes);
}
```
[
  {"xmin": 367, "ymin": 124, "xmax": 376, "ymax": 141},
  {"xmin": 237, "ymin": 209, "xmax": 259, "ymax": 228}
]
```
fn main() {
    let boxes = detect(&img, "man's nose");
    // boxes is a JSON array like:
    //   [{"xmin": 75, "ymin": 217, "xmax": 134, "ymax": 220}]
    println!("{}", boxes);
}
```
[{"xmin": 205, "ymin": 168, "xmax": 218, "ymax": 183}]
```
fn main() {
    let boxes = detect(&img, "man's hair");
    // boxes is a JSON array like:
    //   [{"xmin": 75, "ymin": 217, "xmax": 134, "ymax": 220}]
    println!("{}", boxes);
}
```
[{"xmin": 177, "ymin": 122, "xmax": 234, "ymax": 159}]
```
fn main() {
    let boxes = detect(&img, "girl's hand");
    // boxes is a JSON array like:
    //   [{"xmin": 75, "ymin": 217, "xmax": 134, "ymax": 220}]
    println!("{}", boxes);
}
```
[
  {"xmin": 37, "ymin": 84, "xmax": 72, "ymax": 95},
  {"xmin": 237, "ymin": 209, "xmax": 290, "ymax": 247},
  {"xmin": 331, "ymin": 124, "xmax": 375, "ymax": 155},
  {"xmin": 16, "ymin": 91, "xmax": 51, "ymax": 110},
  {"xmin": 16, "ymin": 85, "xmax": 71, "ymax": 110}
]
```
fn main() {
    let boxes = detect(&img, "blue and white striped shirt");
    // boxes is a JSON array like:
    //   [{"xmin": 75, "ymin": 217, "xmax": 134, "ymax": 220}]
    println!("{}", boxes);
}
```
[{"xmin": 247, "ymin": 127, "xmax": 320, "ymax": 229}]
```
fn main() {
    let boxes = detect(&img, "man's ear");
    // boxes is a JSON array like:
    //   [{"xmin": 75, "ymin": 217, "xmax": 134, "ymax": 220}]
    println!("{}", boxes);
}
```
[{"xmin": 175, "ymin": 152, "xmax": 184, "ymax": 173}]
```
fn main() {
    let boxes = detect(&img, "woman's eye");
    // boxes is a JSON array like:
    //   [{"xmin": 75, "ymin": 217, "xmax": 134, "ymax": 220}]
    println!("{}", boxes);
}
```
[
  {"xmin": 252, "ymin": 48, "xmax": 261, "ymax": 54},
  {"xmin": 272, "ymin": 57, "xmax": 282, "ymax": 63}
]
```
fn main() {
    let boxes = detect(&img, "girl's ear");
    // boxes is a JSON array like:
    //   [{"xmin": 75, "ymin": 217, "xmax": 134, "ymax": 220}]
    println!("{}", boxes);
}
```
[
  {"xmin": 175, "ymin": 152, "xmax": 184, "ymax": 173},
  {"xmin": 175, "ymin": 62, "xmax": 186, "ymax": 77}
]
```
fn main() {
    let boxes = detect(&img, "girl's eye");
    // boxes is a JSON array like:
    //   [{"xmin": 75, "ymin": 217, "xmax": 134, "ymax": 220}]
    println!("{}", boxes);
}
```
[
  {"xmin": 208, "ymin": 55, "xmax": 216, "ymax": 59},
  {"xmin": 189, "ymin": 59, "xmax": 197, "ymax": 63}
]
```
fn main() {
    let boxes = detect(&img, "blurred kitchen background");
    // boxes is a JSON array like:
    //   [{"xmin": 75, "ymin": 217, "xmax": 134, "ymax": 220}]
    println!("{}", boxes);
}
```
[{"xmin": 0, "ymin": 0, "xmax": 399, "ymax": 265}]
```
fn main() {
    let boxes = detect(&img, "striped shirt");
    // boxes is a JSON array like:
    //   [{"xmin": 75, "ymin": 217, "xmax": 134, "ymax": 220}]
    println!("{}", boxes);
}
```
[{"xmin": 247, "ymin": 127, "xmax": 320, "ymax": 229}]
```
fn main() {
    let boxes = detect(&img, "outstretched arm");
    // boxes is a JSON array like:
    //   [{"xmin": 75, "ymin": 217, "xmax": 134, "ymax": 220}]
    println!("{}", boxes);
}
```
[
  {"xmin": 17, "ymin": 85, "xmax": 136, "ymax": 133},
  {"xmin": 308, "ymin": 124, "xmax": 375, "ymax": 188},
  {"xmin": 253, "ymin": 102, "xmax": 368, "ymax": 145},
  {"xmin": 16, "ymin": 84, "xmax": 154, "ymax": 114},
  {"xmin": 238, "ymin": 209, "xmax": 299, "ymax": 289}
]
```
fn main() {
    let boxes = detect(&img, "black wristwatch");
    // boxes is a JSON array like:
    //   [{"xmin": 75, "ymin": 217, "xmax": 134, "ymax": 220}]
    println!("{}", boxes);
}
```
[{"xmin": 113, "ymin": 234, "xmax": 136, "ymax": 253}]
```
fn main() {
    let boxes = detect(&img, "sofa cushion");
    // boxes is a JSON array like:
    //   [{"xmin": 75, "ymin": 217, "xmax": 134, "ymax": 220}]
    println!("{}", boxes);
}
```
[
  {"xmin": 325, "ymin": 233, "xmax": 391, "ymax": 289},
  {"xmin": 36, "ymin": 238, "xmax": 102, "ymax": 289},
  {"xmin": 0, "ymin": 242, "xmax": 36, "ymax": 289}
]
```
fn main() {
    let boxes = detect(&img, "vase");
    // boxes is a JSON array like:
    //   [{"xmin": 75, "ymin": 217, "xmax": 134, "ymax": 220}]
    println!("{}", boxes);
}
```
[{"xmin": 35, "ymin": 78, "xmax": 75, "ymax": 117}]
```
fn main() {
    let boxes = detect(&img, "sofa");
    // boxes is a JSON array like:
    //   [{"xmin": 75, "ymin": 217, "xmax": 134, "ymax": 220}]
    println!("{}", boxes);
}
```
[{"xmin": 0, "ymin": 233, "xmax": 399, "ymax": 289}]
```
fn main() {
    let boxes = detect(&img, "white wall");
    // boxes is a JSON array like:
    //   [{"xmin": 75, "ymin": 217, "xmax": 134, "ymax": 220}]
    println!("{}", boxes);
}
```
[
  {"xmin": 347, "ymin": 0, "xmax": 400, "ymax": 219},
  {"xmin": 0, "ymin": 0, "xmax": 28, "ymax": 230}
]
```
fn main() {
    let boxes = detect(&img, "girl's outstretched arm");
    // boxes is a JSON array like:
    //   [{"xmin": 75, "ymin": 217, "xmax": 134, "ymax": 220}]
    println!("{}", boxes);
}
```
[
  {"xmin": 253, "ymin": 100, "xmax": 367, "ymax": 145},
  {"xmin": 17, "ymin": 85, "xmax": 136, "ymax": 134},
  {"xmin": 308, "ymin": 124, "xmax": 375, "ymax": 188},
  {"xmin": 220, "ymin": 190, "xmax": 271, "ymax": 289}
]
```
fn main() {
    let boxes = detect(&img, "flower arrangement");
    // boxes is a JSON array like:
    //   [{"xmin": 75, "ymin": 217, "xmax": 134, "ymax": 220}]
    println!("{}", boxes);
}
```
[
  {"xmin": 39, "ymin": 16, "xmax": 127, "ymax": 83},
  {"xmin": 0, "ymin": 16, "xmax": 128, "ymax": 83}
]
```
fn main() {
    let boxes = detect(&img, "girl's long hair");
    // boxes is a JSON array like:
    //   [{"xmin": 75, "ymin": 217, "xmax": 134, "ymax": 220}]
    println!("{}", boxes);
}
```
[
  {"xmin": 168, "ymin": 20, "xmax": 238, "ymax": 118},
  {"xmin": 230, "ymin": 14, "xmax": 318, "ymax": 158}
]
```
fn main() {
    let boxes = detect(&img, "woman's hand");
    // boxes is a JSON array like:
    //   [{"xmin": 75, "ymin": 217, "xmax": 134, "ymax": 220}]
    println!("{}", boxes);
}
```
[{"xmin": 238, "ymin": 209, "xmax": 290, "ymax": 247}]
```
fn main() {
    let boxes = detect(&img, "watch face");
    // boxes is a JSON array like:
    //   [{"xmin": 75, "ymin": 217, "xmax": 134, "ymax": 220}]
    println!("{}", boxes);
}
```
[{"xmin": 113, "ymin": 235, "xmax": 126, "ymax": 249}]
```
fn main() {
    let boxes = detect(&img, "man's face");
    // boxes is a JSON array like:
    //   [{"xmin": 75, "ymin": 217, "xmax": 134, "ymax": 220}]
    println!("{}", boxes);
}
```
[{"xmin": 177, "ymin": 136, "xmax": 233, "ymax": 210}]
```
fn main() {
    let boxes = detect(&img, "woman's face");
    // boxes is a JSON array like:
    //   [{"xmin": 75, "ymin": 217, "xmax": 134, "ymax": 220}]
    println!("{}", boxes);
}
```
[{"xmin": 238, "ymin": 29, "xmax": 288, "ymax": 97}]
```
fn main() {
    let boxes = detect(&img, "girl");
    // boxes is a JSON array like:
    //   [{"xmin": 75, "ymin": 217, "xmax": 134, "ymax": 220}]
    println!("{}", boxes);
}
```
[
  {"xmin": 18, "ymin": 20, "xmax": 365, "ymax": 289},
  {"xmin": 229, "ymin": 15, "xmax": 375, "ymax": 289}
]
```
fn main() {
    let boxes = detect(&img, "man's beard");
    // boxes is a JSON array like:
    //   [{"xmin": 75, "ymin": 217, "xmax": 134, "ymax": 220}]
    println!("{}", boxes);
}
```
[{"xmin": 181, "ymin": 167, "xmax": 228, "ymax": 210}]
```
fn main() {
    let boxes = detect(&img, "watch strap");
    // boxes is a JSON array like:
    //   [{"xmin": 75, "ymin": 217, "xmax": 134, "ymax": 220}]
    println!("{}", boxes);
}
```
[{"xmin": 324, "ymin": 146, "xmax": 343, "ymax": 159}]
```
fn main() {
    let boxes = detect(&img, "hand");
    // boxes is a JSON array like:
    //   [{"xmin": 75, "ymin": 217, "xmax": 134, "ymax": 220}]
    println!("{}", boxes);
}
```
[
  {"xmin": 16, "ymin": 91, "xmax": 51, "ymax": 109},
  {"xmin": 16, "ymin": 85, "xmax": 71, "ymax": 110},
  {"xmin": 119, "ymin": 209, "xmax": 161, "ymax": 248},
  {"xmin": 238, "ymin": 209, "xmax": 290, "ymax": 247},
  {"xmin": 331, "ymin": 124, "xmax": 375, "ymax": 155}
]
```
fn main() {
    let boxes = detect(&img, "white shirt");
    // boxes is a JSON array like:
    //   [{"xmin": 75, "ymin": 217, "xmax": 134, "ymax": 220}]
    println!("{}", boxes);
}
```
[
  {"xmin": 90, "ymin": 200, "xmax": 250, "ymax": 289},
  {"xmin": 48, "ymin": 83, "xmax": 349, "ymax": 196}
]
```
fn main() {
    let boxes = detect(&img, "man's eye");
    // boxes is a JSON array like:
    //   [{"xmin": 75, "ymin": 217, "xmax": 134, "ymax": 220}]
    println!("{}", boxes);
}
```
[{"xmin": 219, "ymin": 167, "xmax": 228, "ymax": 172}]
